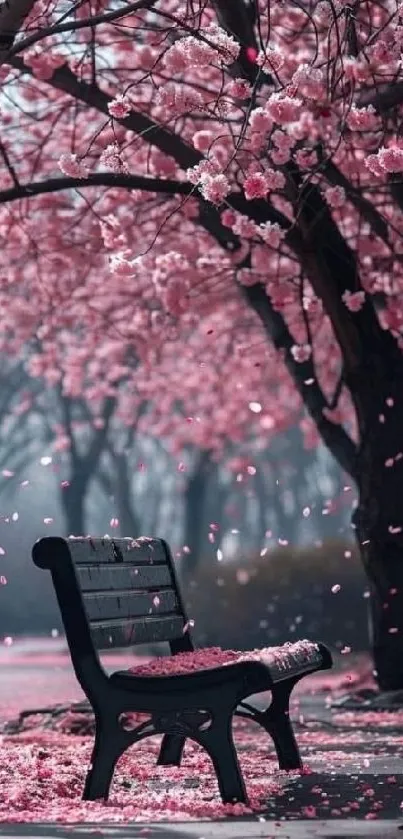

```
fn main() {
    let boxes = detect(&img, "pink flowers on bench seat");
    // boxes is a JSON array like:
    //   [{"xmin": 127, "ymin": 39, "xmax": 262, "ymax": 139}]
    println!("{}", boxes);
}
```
[{"xmin": 129, "ymin": 641, "xmax": 320, "ymax": 677}]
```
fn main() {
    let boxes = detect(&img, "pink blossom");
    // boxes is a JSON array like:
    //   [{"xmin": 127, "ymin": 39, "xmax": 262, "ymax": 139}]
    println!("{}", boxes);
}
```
[
  {"xmin": 249, "ymin": 132, "xmax": 266, "ymax": 153},
  {"xmin": 342, "ymin": 290, "xmax": 365, "ymax": 312},
  {"xmin": 343, "ymin": 56, "xmax": 371, "ymax": 82},
  {"xmin": 162, "ymin": 279, "xmax": 189, "ymax": 315},
  {"xmin": 346, "ymin": 106, "xmax": 379, "ymax": 131},
  {"xmin": 272, "ymin": 129, "xmax": 294, "ymax": 150},
  {"xmin": 258, "ymin": 221, "xmax": 285, "ymax": 247},
  {"xmin": 249, "ymin": 108, "xmax": 272, "ymax": 133},
  {"xmin": 199, "ymin": 174, "xmax": 230, "ymax": 204},
  {"xmin": 377, "ymin": 146, "xmax": 403, "ymax": 173},
  {"xmin": 156, "ymin": 84, "xmax": 204, "ymax": 116},
  {"xmin": 295, "ymin": 149, "xmax": 318, "ymax": 168},
  {"xmin": 245, "ymin": 46, "xmax": 258, "ymax": 62},
  {"xmin": 266, "ymin": 94, "xmax": 303, "ymax": 123},
  {"xmin": 271, "ymin": 148, "xmax": 291, "ymax": 165},
  {"xmin": 256, "ymin": 46, "xmax": 284, "ymax": 72},
  {"xmin": 99, "ymin": 143, "xmax": 126, "ymax": 173},
  {"xmin": 164, "ymin": 38, "xmax": 216, "ymax": 72},
  {"xmin": 244, "ymin": 172, "xmax": 268, "ymax": 200},
  {"xmin": 163, "ymin": 45, "xmax": 190, "ymax": 74},
  {"xmin": 192, "ymin": 131, "xmax": 214, "ymax": 152},
  {"xmin": 100, "ymin": 215, "xmax": 126, "ymax": 250},
  {"xmin": 204, "ymin": 23, "xmax": 240, "ymax": 64},
  {"xmin": 221, "ymin": 208, "xmax": 237, "ymax": 227},
  {"xmin": 325, "ymin": 186, "xmax": 346, "ymax": 208},
  {"xmin": 109, "ymin": 253, "xmax": 139, "ymax": 277},
  {"xmin": 227, "ymin": 78, "xmax": 252, "ymax": 99},
  {"xmin": 130, "ymin": 640, "xmax": 320, "ymax": 676},
  {"xmin": 58, "ymin": 154, "xmax": 88, "ymax": 178},
  {"xmin": 365, "ymin": 154, "xmax": 386, "ymax": 177},
  {"xmin": 232, "ymin": 214, "xmax": 257, "ymax": 237},
  {"xmin": 186, "ymin": 159, "xmax": 217, "ymax": 185},
  {"xmin": 23, "ymin": 47, "xmax": 65, "ymax": 80},
  {"xmin": 136, "ymin": 44, "xmax": 157, "ymax": 71},
  {"xmin": 371, "ymin": 38, "xmax": 399, "ymax": 61},
  {"xmin": 238, "ymin": 268, "xmax": 258, "ymax": 286},
  {"xmin": 107, "ymin": 95, "xmax": 132, "ymax": 119},
  {"xmin": 291, "ymin": 64, "xmax": 324, "ymax": 97},
  {"xmin": 265, "ymin": 168, "xmax": 286, "ymax": 190}
]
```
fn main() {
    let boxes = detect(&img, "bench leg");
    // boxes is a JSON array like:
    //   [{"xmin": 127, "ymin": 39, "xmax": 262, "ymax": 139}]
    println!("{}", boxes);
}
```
[
  {"xmin": 257, "ymin": 682, "xmax": 302, "ymax": 771},
  {"xmin": 202, "ymin": 715, "xmax": 248, "ymax": 805},
  {"xmin": 83, "ymin": 723, "xmax": 124, "ymax": 801},
  {"xmin": 158, "ymin": 734, "xmax": 186, "ymax": 766}
]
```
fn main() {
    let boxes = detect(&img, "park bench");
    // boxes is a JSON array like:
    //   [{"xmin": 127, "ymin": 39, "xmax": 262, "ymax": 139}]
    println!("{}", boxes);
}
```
[{"xmin": 32, "ymin": 535, "xmax": 332, "ymax": 805}]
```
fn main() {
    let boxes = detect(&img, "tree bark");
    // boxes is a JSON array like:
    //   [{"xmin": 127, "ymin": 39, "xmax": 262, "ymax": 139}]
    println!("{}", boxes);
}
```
[
  {"xmin": 182, "ymin": 450, "xmax": 213, "ymax": 577},
  {"xmin": 352, "ymin": 360, "xmax": 403, "ymax": 690},
  {"xmin": 114, "ymin": 452, "xmax": 140, "ymax": 538},
  {"xmin": 60, "ymin": 478, "xmax": 87, "ymax": 536}
]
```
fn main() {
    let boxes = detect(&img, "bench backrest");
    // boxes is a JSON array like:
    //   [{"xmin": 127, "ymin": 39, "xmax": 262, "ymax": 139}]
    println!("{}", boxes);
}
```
[{"xmin": 32, "ymin": 536, "xmax": 194, "ymax": 681}]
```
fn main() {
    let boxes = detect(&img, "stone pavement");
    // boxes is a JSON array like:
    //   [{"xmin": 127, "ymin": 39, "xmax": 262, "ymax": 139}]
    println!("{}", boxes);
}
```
[{"xmin": 0, "ymin": 820, "xmax": 403, "ymax": 838}]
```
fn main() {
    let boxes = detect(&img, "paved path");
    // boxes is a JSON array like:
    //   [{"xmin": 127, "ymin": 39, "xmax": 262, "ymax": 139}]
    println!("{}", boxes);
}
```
[{"xmin": 0, "ymin": 820, "xmax": 403, "ymax": 838}]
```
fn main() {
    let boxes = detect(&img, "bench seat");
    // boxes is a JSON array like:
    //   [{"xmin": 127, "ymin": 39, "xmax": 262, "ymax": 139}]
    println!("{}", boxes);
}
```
[{"xmin": 111, "ymin": 641, "xmax": 324, "ymax": 693}]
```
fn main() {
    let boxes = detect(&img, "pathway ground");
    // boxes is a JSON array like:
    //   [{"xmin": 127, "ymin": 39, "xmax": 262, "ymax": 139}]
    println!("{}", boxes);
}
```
[{"xmin": 1, "ymin": 639, "xmax": 402, "ymax": 839}]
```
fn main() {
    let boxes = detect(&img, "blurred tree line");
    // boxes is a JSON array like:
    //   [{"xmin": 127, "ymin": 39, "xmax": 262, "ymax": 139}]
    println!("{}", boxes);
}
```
[{"xmin": 0, "ymin": 360, "xmax": 353, "ymax": 635}]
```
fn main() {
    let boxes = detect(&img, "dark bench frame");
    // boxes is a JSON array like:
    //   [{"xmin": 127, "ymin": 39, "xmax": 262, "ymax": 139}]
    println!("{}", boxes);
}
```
[{"xmin": 32, "ymin": 536, "xmax": 332, "ymax": 805}]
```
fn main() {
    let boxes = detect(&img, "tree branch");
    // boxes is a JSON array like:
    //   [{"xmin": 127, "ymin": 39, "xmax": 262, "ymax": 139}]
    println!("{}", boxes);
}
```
[
  {"xmin": 211, "ymin": 0, "xmax": 263, "ymax": 83},
  {"xmin": 59, "ymin": 390, "xmax": 79, "ymax": 467},
  {"xmin": 10, "ymin": 0, "xmax": 156, "ymax": 56},
  {"xmin": 316, "ymin": 149, "xmax": 390, "ymax": 245},
  {"xmin": 295, "ymin": 176, "xmax": 399, "ymax": 370},
  {"xmin": 0, "ymin": 172, "xmax": 194, "ymax": 203},
  {"xmin": 345, "ymin": 5, "xmax": 359, "ymax": 57},
  {"xmin": 9, "ymin": 56, "xmax": 202, "ymax": 170},
  {"xmin": 0, "ymin": 139, "xmax": 19, "ymax": 187},
  {"xmin": 359, "ymin": 81, "xmax": 403, "ymax": 114},
  {"xmin": 241, "ymin": 282, "xmax": 358, "ymax": 477},
  {"xmin": 83, "ymin": 395, "xmax": 116, "ymax": 473},
  {"xmin": 97, "ymin": 464, "xmax": 113, "ymax": 497},
  {"xmin": 0, "ymin": 171, "xmax": 243, "ymax": 250},
  {"xmin": 0, "ymin": 0, "xmax": 36, "ymax": 60}
]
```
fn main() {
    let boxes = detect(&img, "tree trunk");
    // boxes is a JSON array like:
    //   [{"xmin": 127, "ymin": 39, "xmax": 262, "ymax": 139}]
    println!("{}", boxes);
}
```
[
  {"xmin": 60, "ymin": 479, "xmax": 87, "ymax": 536},
  {"xmin": 352, "ymin": 367, "xmax": 403, "ymax": 691},
  {"xmin": 254, "ymin": 469, "xmax": 268, "ymax": 548},
  {"xmin": 182, "ymin": 450, "xmax": 213, "ymax": 577},
  {"xmin": 114, "ymin": 453, "xmax": 140, "ymax": 538}
]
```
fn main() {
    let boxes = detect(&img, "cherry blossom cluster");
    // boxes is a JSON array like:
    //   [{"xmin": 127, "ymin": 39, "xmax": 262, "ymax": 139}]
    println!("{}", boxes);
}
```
[{"xmin": 0, "ymin": 0, "xmax": 401, "ymax": 457}]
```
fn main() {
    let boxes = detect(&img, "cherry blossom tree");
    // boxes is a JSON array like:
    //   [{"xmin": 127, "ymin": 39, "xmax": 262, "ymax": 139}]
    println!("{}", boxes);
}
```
[{"xmin": 1, "ymin": 0, "xmax": 403, "ymax": 690}]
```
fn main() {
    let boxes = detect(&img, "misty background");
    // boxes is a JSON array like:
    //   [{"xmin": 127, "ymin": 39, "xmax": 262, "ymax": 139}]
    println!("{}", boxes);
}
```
[{"xmin": 0, "ymin": 368, "xmax": 368, "ymax": 652}]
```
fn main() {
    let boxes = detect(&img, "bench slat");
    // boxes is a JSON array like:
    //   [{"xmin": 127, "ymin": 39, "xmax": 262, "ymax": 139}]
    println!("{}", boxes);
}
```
[
  {"xmin": 69, "ymin": 537, "xmax": 168, "ymax": 566},
  {"xmin": 270, "ymin": 658, "xmax": 322, "ymax": 682},
  {"xmin": 77, "ymin": 563, "xmax": 173, "ymax": 592},
  {"xmin": 84, "ymin": 589, "xmax": 178, "ymax": 622},
  {"xmin": 267, "ymin": 646, "xmax": 324, "ymax": 682},
  {"xmin": 90, "ymin": 614, "xmax": 185, "ymax": 648}
]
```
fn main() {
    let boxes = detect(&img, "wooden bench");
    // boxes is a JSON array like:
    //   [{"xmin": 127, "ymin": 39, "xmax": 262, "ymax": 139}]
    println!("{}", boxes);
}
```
[{"xmin": 32, "ymin": 535, "xmax": 332, "ymax": 805}]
